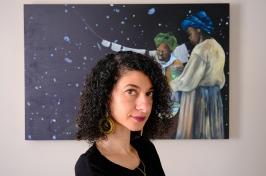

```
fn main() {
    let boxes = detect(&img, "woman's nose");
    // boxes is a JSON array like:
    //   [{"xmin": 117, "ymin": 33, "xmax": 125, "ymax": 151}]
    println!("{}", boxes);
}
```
[{"xmin": 135, "ymin": 94, "xmax": 152, "ymax": 113}]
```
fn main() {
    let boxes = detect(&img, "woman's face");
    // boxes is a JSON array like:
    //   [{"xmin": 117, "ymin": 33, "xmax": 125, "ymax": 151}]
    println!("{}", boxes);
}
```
[
  {"xmin": 109, "ymin": 70, "xmax": 153, "ymax": 132},
  {"xmin": 157, "ymin": 43, "xmax": 171, "ymax": 62},
  {"xmin": 187, "ymin": 27, "xmax": 201, "ymax": 45}
]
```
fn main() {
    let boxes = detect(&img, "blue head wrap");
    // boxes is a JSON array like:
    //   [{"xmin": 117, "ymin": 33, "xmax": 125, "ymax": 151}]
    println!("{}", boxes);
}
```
[{"xmin": 181, "ymin": 11, "xmax": 214, "ymax": 34}]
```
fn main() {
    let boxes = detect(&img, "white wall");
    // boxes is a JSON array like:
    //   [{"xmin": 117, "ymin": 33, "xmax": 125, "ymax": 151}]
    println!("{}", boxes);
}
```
[{"xmin": 1, "ymin": 0, "xmax": 266, "ymax": 176}]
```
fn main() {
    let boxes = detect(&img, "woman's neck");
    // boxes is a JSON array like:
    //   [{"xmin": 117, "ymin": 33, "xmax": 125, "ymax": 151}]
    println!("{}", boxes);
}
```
[
  {"xmin": 200, "ymin": 34, "xmax": 212, "ymax": 43},
  {"xmin": 96, "ymin": 123, "xmax": 133, "ymax": 154},
  {"xmin": 95, "ymin": 123, "xmax": 141, "ymax": 170}
]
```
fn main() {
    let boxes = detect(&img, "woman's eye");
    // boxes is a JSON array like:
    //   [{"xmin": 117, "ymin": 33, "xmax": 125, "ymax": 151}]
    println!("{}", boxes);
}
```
[
  {"xmin": 126, "ymin": 89, "xmax": 137, "ymax": 95},
  {"xmin": 157, "ymin": 50, "xmax": 163, "ymax": 56},
  {"xmin": 146, "ymin": 91, "xmax": 153, "ymax": 97}
]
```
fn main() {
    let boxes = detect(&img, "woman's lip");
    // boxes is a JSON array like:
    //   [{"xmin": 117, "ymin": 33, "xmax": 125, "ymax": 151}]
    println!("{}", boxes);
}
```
[{"xmin": 131, "ymin": 116, "xmax": 145, "ymax": 122}]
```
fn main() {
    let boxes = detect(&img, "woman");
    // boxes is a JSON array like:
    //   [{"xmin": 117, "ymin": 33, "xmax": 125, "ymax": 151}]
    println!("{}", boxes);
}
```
[
  {"xmin": 153, "ymin": 32, "xmax": 184, "ymax": 84},
  {"xmin": 75, "ymin": 51, "xmax": 172, "ymax": 175},
  {"xmin": 170, "ymin": 11, "xmax": 226, "ymax": 139},
  {"xmin": 152, "ymin": 32, "xmax": 185, "ymax": 137}
]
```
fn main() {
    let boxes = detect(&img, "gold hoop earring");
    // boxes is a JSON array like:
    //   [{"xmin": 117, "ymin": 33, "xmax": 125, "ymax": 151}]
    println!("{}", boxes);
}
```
[{"xmin": 99, "ymin": 117, "xmax": 115, "ymax": 134}]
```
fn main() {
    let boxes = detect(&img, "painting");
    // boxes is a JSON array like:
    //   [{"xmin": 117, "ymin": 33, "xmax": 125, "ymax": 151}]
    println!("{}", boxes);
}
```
[{"xmin": 24, "ymin": 4, "xmax": 229, "ymax": 140}]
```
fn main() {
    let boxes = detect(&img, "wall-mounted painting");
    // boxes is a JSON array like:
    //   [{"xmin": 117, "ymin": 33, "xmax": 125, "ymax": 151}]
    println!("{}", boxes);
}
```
[{"xmin": 24, "ymin": 4, "xmax": 229, "ymax": 140}]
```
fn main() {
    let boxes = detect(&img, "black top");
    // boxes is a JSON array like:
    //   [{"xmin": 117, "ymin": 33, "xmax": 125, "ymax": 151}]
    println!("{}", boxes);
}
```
[{"xmin": 75, "ymin": 136, "xmax": 165, "ymax": 176}]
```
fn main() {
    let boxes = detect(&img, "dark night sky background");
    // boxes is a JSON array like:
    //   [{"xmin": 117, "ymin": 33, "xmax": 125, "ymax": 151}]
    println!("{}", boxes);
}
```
[{"xmin": 24, "ymin": 4, "xmax": 229, "ymax": 140}]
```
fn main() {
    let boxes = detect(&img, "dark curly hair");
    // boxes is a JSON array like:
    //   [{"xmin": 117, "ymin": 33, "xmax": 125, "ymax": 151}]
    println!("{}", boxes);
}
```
[{"xmin": 76, "ymin": 51, "xmax": 172, "ymax": 143}]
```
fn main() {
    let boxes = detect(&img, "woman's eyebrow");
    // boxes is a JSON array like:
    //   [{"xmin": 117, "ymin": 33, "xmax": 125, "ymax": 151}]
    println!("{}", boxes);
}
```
[
  {"xmin": 124, "ymin": 84, "xmax": 153, "ymax": 91},
  {"xmin": 148, "ymin": 87, "xmax": 154, "ymax": 91},
  {"xmin": 124, "ymin": 84, "xmax": 139, "ymax": 89}
]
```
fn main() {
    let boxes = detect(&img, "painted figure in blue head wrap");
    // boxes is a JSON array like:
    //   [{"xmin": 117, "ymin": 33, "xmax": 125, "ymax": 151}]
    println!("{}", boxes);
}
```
[
  {"xmin": 181, "ymin": 11, "xmax": 214, "ymax": 46},
  {"xmin": 170, "ymin": 11, "xmax": 226, "ymax": 139}
]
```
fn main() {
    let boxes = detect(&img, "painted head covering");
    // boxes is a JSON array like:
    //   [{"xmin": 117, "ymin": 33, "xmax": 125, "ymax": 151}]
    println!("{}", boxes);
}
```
[
  {"xmin": 181, "ymin": 11, "xmax": 214, "ymax": 34},
  {"xmin": 153, "ymin": 32, "xmax": 177, "ymax": 51}
]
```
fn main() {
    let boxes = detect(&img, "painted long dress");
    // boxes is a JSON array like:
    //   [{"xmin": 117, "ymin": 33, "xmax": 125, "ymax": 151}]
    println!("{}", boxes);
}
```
[{"xmin": 170, "ymin": 39, "xmax": 225, "ymax": 139}]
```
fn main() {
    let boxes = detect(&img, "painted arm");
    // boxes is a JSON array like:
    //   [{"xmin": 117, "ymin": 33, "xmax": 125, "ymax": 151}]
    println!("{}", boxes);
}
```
[
  {"xmin": 169, "ymin": 53, "xmax": 206, "ymax": 92},
  {"xmin": 101, "ymin": 39, "xmax": 147, "ymax": 54},
  {"xmin": 101, "ymin": 39, "xmax": 189, "ymax": 64}
]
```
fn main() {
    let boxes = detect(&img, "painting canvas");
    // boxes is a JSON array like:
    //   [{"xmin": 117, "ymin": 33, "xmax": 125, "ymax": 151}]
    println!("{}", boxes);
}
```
[{"xmin": 24, "ymin": 4, "xmax": 229, "ymax": 140}]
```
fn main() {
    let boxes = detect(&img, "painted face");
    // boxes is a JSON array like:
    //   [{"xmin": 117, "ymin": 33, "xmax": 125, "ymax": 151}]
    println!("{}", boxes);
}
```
[
  {"xmin": 109, "ymin": 70, "xmax": 153, "ymax": 132},
  {"xmin": 157, "ymin": 43, "xmax": 171, "ymax": 62},
  {"xmin": 187, "ymin": 27, "xmax": 201, "ymax": 46}
]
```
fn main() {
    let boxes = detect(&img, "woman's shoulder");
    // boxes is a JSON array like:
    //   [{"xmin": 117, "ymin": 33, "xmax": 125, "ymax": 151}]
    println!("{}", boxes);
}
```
[
  {"xmin": 75, "ymin": 143, "xmax": 103, "ymax": 175},
  {"xmin": 191, "ymin": 39, "xmax": 222, "ymax": 59},
  {"xmin": 194, "ymin": 39, "xmax": 221, "ymax": 52},
  {"xmin": 76, "ymin": 143, "xmax": 98, "ymax": 160}
]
